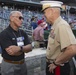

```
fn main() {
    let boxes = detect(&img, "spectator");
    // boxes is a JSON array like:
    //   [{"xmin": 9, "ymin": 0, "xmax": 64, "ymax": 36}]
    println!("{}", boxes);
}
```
[
  {"xmin": 33, "ymin": 20, "xmax": 45, "ymax": 48},
  {"xmin": 31, "ymin": 17, "xmax": 38, "ymax": 30}
]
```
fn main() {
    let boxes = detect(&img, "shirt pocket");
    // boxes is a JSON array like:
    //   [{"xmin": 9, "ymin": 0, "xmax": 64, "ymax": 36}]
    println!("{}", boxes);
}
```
[
  {"xmin": 11, "ymin": 38, "xmax": 17, "ymax": 45},
  {"xmin": 48, "ymin": 37, "xmax": 55, "ymax": 45}
]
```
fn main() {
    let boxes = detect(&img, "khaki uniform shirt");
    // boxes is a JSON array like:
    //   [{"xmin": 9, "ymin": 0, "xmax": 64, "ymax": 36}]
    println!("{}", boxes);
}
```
[{"xmin": 46, "ymin": 16, "xmax": 76, "ymax": 60}]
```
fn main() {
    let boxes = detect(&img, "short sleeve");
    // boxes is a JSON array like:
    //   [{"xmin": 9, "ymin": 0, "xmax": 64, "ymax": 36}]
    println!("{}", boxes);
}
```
[
  {"xmin": 40, "ymin": 29, "xmax": 44, "ymax": 35},
  {"xmin": 0, "ymin": 32, "xmax": 12, "ymax": 49},
  {"xmin": 59, "ymin": 25, "xmax": 76, "ymax": 50}
]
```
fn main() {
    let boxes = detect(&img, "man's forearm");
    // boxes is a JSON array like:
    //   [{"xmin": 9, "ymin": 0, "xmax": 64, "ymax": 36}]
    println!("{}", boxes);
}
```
[
  {"xmin": 22, "ymin": 44, "xmax": 32, "ymax": 53},
  {"xmin": 55, "ymin": 45, "xmax": 76, "ymax": 65}
]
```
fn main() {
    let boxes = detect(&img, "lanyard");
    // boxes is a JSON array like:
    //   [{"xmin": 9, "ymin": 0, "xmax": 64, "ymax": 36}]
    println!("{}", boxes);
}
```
[
  {"xmin": 12, "ymin": 30, "xmax": 24, "ymax": 46},
  {"xmin": 12, "ymin": 30, "xmax": 21, "ymax": 39}
]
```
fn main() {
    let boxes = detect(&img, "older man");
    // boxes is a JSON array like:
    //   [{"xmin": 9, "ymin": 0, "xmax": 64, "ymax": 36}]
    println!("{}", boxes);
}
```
[
  {"xmin": 40, "ymin": 1, "xmax": 76, "ymax": 75},
  {"xmin": 0, "ymin": 11, "xmax": 32, "ymax": 75}
]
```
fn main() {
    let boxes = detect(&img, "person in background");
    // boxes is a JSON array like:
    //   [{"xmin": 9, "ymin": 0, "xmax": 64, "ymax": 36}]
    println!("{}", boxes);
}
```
[
  {"xmin": 31, "ymin": 16, "xmax": 38, "ymax": 30},
  {"xmin": 43, "ymin": 21, "xmax": 48, "ymax": 30},
  {"xmin": 33, "ymin": 20, "xmax": 46, "ymax": 48},
  {"xmin": 40, "ymin": 1, "xmax": 76, "ymax": 75},
  {"xmin": 0, "ymin": 11, "xmax": 32, "ymax": 75},
  {"xmin": 0, "ymin": 46, "xmax": 2, "ymax": 53}
]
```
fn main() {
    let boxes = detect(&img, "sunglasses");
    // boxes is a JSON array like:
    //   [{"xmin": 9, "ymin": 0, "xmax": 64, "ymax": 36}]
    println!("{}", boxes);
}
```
[
  {"xmin": 13, "ymin": 16, "xmax": 24, "ymax": 20},
  {"xmin": 18, "ymin": 16, "xmax": 24, "ymax": 20}
]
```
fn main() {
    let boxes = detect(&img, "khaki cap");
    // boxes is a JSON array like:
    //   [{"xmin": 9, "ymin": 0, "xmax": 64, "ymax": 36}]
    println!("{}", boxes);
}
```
[{"xmin": 40, "ymin": 1, "xmax": 63, "ymax": 11}]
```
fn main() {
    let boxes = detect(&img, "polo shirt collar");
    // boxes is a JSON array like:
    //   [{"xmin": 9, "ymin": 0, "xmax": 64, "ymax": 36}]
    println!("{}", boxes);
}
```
[{"xmin": 8, "ymin": 25, "xmax": 19, "ymax": 32}]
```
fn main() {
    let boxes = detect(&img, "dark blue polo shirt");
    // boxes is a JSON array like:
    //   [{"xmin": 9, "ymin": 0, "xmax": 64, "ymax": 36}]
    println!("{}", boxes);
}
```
[{"xmin": 0, "ymin": 25, "xmax": 30, "ymax": 61}]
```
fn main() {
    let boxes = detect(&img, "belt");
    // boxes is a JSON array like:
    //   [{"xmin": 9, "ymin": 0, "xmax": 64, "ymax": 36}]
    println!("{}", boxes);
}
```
[
  {"xmin": 46, "ymin": 57, "xmax": 69, "ymax": 65},
  {"xmin": 35, "ymin": 40, "xmax": 39, "ymax": 41},
  {"xmin": 35, "ymin": 40, "xmax": 43, "ymax": 42},
  {"xmin": 46, "ymin": 58, "xmax": 55, "ymax": 63},
  {"xmin": 3, "ymin": 59, "xmax": 24, "ymax": 64}
]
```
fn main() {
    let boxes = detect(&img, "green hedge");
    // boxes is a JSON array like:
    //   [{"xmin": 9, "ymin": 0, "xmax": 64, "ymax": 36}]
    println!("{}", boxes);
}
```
[
  {"xmin": 72, "ymin": 29, "xmax": 76, "ymax": 37},
  {"xmin": 44, "ymin": 30, "xmax": 50, "ymax": 40}
]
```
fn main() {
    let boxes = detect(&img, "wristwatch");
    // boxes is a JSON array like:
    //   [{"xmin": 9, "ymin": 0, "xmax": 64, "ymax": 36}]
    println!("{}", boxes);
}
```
[
  {"xmin": 53, "ymin": 61, "xmax": 60, "ymax": 66},
  {"xmin": 20, "ymin": 46, "xmax": 23, "ymax": 52}
]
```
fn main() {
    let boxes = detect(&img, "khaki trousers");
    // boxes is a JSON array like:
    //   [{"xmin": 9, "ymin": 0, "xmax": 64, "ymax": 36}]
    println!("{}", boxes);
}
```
[{"xmin": 34, "ymin": 41, "xmax": 40, "ymax": 48}]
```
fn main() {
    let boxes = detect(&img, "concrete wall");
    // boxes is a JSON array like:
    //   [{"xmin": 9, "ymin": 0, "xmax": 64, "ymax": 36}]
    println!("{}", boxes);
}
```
[{"xmin": 26, "ymin": 53, "xmax": 46, "ymax": 75}]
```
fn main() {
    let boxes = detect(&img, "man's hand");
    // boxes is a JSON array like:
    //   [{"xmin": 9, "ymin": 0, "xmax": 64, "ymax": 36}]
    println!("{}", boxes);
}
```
[
  {"xmin": 5, "ymin": 45, "xmax": 21, "ymax": 56},
  {"xmin": 48, "ymin": 63, "xmax": 57, "ymax": 73},
  {"xmin": 48, "ymin": 62, "xmax": 64, "ymax": 73}
]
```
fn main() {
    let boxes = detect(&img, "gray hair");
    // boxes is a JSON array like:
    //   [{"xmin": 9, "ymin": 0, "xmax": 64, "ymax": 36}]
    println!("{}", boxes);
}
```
[{"xmin": 9, "ymin": 11, "xmax": 21, "ymax": 17}]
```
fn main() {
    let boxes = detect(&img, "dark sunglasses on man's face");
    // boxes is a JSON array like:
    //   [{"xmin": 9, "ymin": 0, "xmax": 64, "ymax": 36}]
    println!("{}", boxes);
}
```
[
  {"xmin": 13, "ymin": 16, "xmax": 24, "ymax": 20},
  {"xmin": 18, "ymin": 16, "xmax": 24, "ymax": 20}
]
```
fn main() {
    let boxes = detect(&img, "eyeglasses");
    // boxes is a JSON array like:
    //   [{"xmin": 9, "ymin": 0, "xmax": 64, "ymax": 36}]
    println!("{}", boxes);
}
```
[{"xmin": 13, "ymin": 16, "xmax": 24, "ymax": 20}]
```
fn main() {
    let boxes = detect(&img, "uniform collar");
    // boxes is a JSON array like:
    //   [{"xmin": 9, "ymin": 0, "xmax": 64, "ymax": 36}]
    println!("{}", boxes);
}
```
[{"xmin": 51, "ymin": 16, "xmax": 62, "ymax": 29}]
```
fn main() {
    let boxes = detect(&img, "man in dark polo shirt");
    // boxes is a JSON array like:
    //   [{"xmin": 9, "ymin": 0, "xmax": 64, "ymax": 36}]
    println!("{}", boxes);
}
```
[{"xmin": 0, "ymin": 11, "xmax": 32, "ymax": 75}]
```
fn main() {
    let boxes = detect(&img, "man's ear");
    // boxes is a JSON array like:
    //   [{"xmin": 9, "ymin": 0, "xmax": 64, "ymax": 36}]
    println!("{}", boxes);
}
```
[{"xmin": 10, "ymin": 16, "xmax": 14, "ymax": 22}]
